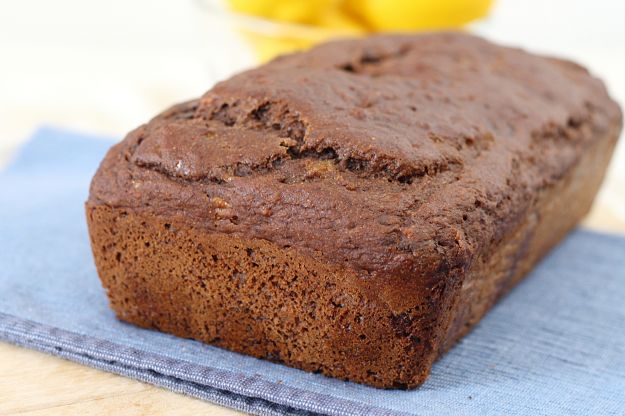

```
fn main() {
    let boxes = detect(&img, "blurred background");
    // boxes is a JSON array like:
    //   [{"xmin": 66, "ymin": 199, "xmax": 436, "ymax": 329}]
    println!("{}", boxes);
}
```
[{"xmin": 0, "ymin": 0, "xmax": 624, "ymax": 231}]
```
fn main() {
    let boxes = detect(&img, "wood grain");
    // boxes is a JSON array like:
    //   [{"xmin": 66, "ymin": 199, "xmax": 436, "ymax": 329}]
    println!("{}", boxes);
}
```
[{"xmin": 0, "ymin": 342, "xmax": 242, "ymax": 416}]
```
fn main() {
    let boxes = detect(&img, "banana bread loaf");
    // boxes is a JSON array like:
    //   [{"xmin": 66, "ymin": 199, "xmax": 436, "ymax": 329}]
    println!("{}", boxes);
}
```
[{"xmin": 86, "ymin": 32, "xmax": 622, "ymax": 389}]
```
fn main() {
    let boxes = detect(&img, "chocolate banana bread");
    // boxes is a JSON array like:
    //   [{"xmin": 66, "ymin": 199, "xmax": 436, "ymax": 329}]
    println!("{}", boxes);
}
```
[{"xmin": 86, "ymin": 32, "xmax": 622, "ymax": 388}]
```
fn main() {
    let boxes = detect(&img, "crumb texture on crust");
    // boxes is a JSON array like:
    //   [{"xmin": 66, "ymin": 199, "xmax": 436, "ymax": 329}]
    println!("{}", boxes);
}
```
[
  {"xmin": 87, "ymin": 204, "xmax": 458, "ymax": 388},
  {"xmin": 89, "ymin": 33, "xmax": 621, "ymax": 293}
]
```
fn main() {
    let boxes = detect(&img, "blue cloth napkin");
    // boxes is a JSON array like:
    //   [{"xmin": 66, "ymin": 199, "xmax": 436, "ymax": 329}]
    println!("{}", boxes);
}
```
[{"xmin": 1, "ymin": 127, "xmax": 625, "ymax": 416}]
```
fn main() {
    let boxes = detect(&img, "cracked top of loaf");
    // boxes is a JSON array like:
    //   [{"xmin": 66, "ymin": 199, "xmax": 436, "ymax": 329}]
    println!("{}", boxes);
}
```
[{"xmin": 89, "ymin": 32, "xmax": 621, "ymax": 306}]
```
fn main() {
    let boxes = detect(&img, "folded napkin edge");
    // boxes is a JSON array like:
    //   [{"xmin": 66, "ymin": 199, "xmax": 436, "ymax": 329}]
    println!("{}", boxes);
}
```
[{"xmin": 0, "ymin": 312, "xmax": 402, "ymax": 416}]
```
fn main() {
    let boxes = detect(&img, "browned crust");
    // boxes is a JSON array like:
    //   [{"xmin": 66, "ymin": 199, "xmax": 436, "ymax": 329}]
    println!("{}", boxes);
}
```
[
  {"xmin": 88, "ymin": 33, "xmax": 622, "ymax": 302},
  {"xmin": 86, "ymin": 124, "xmax": 619, "ymax": 388},
  {"xmin": 86, "ymin": 33, "xmax": 623, "ymax": 388},
  {"xmin": 440, "ymin": 124, "xmax": 621, "ymax": 353}
]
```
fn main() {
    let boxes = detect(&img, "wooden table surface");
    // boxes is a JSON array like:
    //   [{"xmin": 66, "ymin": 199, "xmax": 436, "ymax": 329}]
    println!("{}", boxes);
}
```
[
  {"xmin": 1, "ymin": 208, "xmax": 623, "ymax": 415},
  {"xmin": 0, "ymin": 342, "xmax": 239, "ymax": 416}
]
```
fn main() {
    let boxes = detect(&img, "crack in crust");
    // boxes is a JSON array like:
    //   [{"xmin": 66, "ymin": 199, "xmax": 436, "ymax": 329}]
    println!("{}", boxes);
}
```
[{"xmin": 131, "ymin": 98, "xmax": 461, "ymax": 185}]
